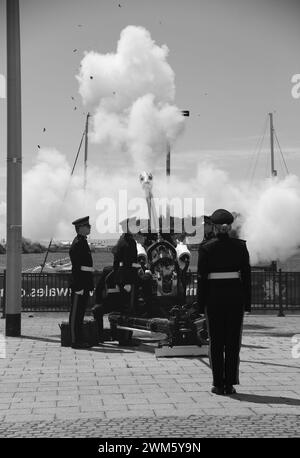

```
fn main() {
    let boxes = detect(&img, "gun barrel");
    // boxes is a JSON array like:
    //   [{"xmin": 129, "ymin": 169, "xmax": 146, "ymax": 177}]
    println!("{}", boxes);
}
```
[{"xmin": 108, "ymin": 313, "xmax": 171, "ymax": 335}]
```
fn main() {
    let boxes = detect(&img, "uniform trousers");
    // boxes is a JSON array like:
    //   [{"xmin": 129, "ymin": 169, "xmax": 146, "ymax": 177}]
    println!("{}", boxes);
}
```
[
  {"xmin": 205, "ymin": 302, "xmax": 244, "ymax": 387},
  {"xmin": 69, "ymin": 290, "xmax": 90, "ymax": 345}
]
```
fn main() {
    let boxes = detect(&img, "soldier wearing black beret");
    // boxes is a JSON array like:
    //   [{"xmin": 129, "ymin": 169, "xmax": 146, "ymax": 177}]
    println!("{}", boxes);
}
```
[
  {"xmin": 197, "ymin": 209, "xmax": 251, "ymax": 395},
  {"xmin": 69, "ymin": 216, "xmax": 94, "ymax": 349},
  {"xmin": 113, "ymin": 216, "xmax": 140, "ymax": 314}
]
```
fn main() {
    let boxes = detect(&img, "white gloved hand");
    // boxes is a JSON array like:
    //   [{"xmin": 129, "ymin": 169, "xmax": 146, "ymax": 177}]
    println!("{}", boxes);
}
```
[
  {"xmin": 124, "ymin": 284, "xmax": 131, "ymax": 293},
  {"xmin": 75, "ymin": 289, "xmax": 84, "ymax": 295}
]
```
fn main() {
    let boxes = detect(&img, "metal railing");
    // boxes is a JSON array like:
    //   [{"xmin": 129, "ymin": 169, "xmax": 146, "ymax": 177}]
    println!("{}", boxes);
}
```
[{"xmin": 0, "ymin": 270, "xmax": 300, "ymax": 313}]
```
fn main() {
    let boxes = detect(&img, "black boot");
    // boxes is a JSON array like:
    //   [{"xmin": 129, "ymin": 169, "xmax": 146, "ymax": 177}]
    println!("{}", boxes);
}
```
[
  {"xmin": 211, "ymin": 386, "xmax": 224, "ymax": 395},
  {"xmin": 224, "ymin": 385, "xmax": 237, "ymax": 395}
]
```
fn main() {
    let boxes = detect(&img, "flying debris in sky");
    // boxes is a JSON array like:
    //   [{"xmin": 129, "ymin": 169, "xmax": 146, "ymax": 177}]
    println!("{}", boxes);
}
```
[
  {"xmin": 73, "ymin": 49, "xmax": 78, "ymax": 53},
  {"xmin": 37, "ymin": 145, "xmax": 40, "ymax": 149},
  {"xmin": 90, "ymin": 76, "xmax": 93, "ymax": 79},
  {"xmin": 43, "ymin": 128, "xmax": 46, "ymax": 132},
  {"xmin": 71, "ymin": 96, "xmax": 75, "ymax": 100},
  {"xmin": 74, "ymin": 107, "xmax": 77, "ymax": 110},
  {"xmin": 77, "ymin": 24, "xmax": 82, "ymax": 27},
  {"xmin": 118, "ymin": 3, "xmax": 122, "ymax": 7}
]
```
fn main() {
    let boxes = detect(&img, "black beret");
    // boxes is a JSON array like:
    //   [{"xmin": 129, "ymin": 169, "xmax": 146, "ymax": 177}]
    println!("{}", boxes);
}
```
[
  {"xmin": 210, "ymin": 209, "xmax": 234, "ymax": 225},
  {"xmin": 119, "ymin": 216, "xmax": 141, "ymax": 232},
  {"xmin": 72, "ymin": 216, "xmax": 90, "ymax": 226}
]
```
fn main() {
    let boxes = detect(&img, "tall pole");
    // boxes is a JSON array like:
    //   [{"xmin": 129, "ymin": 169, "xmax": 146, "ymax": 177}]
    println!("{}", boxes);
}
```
[
  {"xmin": 165, "ymin": 110, "xmax": 189, "ymax": 232},
  {"xmin": 84, "ymin": 112, "xmax": 90, "ymax": 192},
  {"xmin": 6, "ymin": 0, "xmax": 22, "ymax": 336},
  {"xmin": 269, "ymin": 112, "xmax": 277, "ymax": 177},
  {"xmin": 166, "ymin": 110, "xmax": 190, "ymax": 178},
  {"xmin": 269, "ymin": 112, "xmax": 278, "ymax": 272},
  {"xmin": 166, "ymin": 143, "xmax": 171, "ymax": 179}
]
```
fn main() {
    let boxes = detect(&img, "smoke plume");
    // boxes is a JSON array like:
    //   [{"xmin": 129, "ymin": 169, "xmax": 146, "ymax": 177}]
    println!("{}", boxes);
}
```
[{"xmin": 76, "ymin": 25, "xmax": 185, "ymax": 170}]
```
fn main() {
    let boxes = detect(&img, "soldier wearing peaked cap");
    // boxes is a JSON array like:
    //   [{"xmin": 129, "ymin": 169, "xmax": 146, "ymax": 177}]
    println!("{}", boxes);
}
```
[
  {"xmin": 69, "ymin": 216, "xmax": 94, "ymax": 349},
  {"xmin": 197, "ymin": 209, "xmax": 251, "ymax": 395}
]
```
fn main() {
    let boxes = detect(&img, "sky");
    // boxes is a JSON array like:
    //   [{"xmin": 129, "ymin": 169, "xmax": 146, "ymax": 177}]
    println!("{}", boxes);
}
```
[{"xmin": 0, "ymin": 0, "xmax": 300, "ymax": 256}]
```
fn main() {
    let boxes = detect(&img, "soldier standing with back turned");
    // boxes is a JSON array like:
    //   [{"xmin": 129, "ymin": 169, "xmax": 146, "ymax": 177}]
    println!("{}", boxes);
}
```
[
  {"xmin": 197, "ymin": 209, "xmax": 251, "ymax": 395},
  {"xmin": 113, "ymin": 216, "xmax": 140, "ymax": 314},
  {"xmin": 69, "ymin": 216, "xmax": 94, "ymax": 349}
]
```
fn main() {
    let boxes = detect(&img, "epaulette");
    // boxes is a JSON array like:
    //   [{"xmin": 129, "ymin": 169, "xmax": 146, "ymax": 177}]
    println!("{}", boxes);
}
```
[{"xmin": 231, "ymin": 237, "xmax": 247, "ymax": 244}]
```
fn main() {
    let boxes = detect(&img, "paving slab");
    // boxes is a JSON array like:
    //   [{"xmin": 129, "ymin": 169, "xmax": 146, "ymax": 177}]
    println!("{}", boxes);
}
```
[{"xmin": 0, "ymin": 312, "xmax": 300, "ymax": 437}]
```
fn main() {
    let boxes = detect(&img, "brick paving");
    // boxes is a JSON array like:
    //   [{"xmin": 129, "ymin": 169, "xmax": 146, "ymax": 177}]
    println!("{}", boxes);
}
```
[
  {"xmin": 0, "ymin": 414, "xmax": 299, "ymax": 438},
  {"xmin": 0, "ymin": 312, "xmax": 300, "ymax": 437}
]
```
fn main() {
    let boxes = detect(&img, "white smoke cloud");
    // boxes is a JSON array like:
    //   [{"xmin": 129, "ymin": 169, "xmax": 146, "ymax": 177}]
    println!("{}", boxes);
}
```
[
  {"xmin": 165, "ymin": 165, "xmax": 300, "ymax": 265},
  {"xmin": 76, "ymin": 25, "xmax": 185, "ymax": 170},
  {"xmin": 240, "ymin": 175, "xmax": 300, "ymax": 264},
  {"xmin": 21, "ymin": 148, "xmax": 147, "ymax": 241},
  {"xmin": 2, "ymin": 146, "xmax": 300, "ymax": 266}
]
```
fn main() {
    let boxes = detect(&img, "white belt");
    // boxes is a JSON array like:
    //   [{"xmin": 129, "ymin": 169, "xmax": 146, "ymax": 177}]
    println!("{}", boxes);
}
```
[
  {"xmin": 119, "ymin": 262, "xmax": 141, "ymax": 268},
  {"xmin": 81, "ymin": 266, "xmax": 94, "ymax": 272},
  {"xmin": 208, "ymin": 271, "xmax": 240, "ymax": 280},
  {"xmin": 107, "ymin": 286, "xmax": 120, "ymax": 293}
]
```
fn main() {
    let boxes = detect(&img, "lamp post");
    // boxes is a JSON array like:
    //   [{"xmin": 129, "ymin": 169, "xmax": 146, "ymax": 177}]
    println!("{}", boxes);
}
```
[{"xmin": 6, "ymin": 0, "xmax": 22, "ymax": 336}]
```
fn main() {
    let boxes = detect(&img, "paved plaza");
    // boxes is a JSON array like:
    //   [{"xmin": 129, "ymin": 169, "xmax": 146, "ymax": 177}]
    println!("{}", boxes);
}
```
[{"xmin": 0, "ymin": 312, "xmax": 299, "ymax": 437}]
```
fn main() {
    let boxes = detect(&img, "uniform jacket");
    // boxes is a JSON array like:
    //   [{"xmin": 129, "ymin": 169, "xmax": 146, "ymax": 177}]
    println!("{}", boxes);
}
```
[
  {"xmin": 69, "ymin": 234, "xmax": 94, "ymax": 291},
  {"xmin": 197, "ymin": 234, "xmax": 251, "ymax": 313},
  {"xmin": 113, "ymin": 233, "xmax": 138, "ymax": 285},
  {"xmin": 95, "ymin": 266, "xmax": 115, "ymax": 304}
]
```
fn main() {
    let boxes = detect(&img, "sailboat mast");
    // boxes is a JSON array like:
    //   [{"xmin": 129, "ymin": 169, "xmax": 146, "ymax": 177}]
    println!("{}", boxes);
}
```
[
  {"xmin": 84, "ymin": 112, "xmax": 90, "ymax": 192},
  {"xmin": 269, "ymin": 112, "xmax": 277, "ymax": 177}
]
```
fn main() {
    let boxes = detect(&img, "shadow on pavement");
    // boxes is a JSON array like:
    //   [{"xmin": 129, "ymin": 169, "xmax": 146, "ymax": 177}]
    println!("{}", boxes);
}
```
[
  {"xmin": 241, "ymin": 359, "xmax": 300, "ymax": 370},
  {"xmin": 268, "ymin": 332, "xmax": 296, "ymax": 337},
  {"xmin": 232, "ymin": 392, "xmax": 300, "ymax": 406},
  {"xmin": 20, "ymin": 335, "xmax": 60, "ymax": 344},
  {"xmin": 243, "ymin": 324, "xmax": 274, "ymax": 330}
]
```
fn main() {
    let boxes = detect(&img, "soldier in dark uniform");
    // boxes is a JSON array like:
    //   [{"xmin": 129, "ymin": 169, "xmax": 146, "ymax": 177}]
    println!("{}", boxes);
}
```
[
  {"xmin": 91, "ymin": 218, "xmax": 142, "ymax": 343},
  {"xmin": 69, "ymin": 216, "xmax": 94, "ymax": 349},
  {"xmin": 197, "ymin": 209, "xmax": 251, "ymax": 395},
  {"xmin": 113, "ymin": 216, "xmax": 140, "ymax": 314}
]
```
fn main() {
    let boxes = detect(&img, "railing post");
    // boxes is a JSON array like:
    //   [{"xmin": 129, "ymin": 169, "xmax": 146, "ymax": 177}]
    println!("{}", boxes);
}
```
[
  {"xmin": 285, "ymin": 272, "xmax": 288, "ymax": 310},
  {"xmin": 1, "ymin": 269, "xmax": 6, "ymax": 319},
  {"xmin": 272, "ymin": 270, "xmax": 276, "ymax": 309},
  {"xmin": 278, "ymin": 268, "xmax": 285, "ymax": 317}
]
